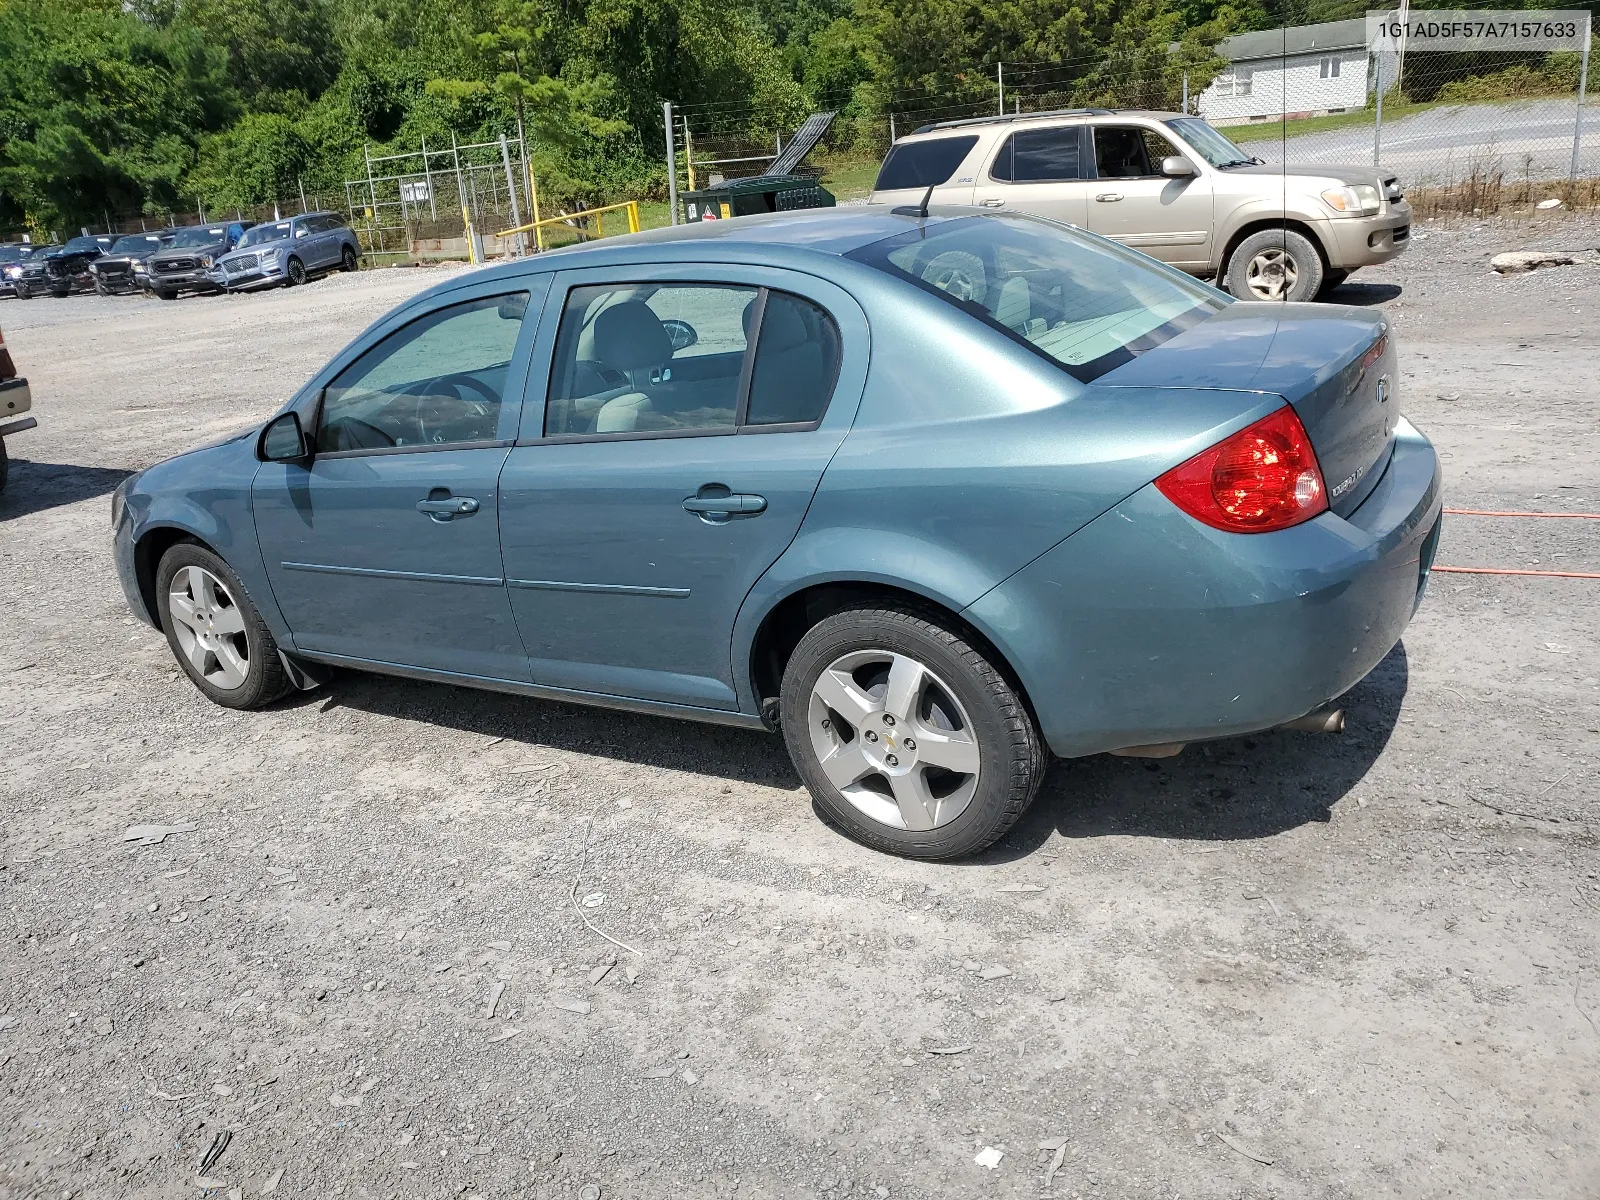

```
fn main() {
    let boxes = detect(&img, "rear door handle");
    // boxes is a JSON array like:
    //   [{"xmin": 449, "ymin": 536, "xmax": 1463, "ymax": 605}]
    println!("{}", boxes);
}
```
[
  {"xmin": 682, "ymin": 489, "xmax": 767, "ymax": 522},
  {"xmin": 1095, "ymin": 192, "xmax": 1123, "ymax": 202},
  {"xmin": 980, "ymin": 198, "xmax": 1005, "ymax": 208},
  {"xmin": 416, "ymin": 495, "xmax": 480, "ymax": 521}
]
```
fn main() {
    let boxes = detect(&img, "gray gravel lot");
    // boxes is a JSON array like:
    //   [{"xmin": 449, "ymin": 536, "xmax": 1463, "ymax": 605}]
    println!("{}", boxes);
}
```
[{"xmin": 1, "ymin": 220, "xmax": 1598, "ymax": 1199}]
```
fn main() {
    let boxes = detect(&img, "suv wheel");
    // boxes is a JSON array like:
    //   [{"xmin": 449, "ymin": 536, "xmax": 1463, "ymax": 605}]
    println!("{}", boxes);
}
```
[
  {"xmin": 1226, "ymin": 229, "xmax": 1324, "ymax": 302},
  {"xmin": 13, "ymin": 282, "xmax": 29, "ymax": 300},
  {"xmin": 285, "ymin": 256, "xmax": 307, "ymax": 286},
  {"xmin": 780, "ymin": 604, "xmax": 1045, "ymax": 859},
  {"xmin": 156, "ymin": 543, "xmax": 292, "ymax": 710},
  {"xmin": 340, "ymin": 245, "xmax": 359, "ymax": 272}
]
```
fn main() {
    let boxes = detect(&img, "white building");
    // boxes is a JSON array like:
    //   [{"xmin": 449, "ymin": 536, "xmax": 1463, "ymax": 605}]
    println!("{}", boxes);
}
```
[{"xmin": 1198, "ymin": 19, "xmax": 1396, "ymax": 125}]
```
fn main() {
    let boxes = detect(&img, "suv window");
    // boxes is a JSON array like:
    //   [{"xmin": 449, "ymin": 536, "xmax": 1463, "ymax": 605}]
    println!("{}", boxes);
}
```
[
  {"xmin": 317, "ymin": 293, "xmax": 529, "ymax": 453},
  {"xmin": 545, "ymin": 283, "xmax": 840, "ymax": 437},
  {"xmin": 1093, "ymin": 126, "xmax": 1183, "ymax": 179},
  {"xmin": 874, "ymin": 136, "xmax": 980, "ymax": 190},
  {"xmin": 991, "ymin": 126, "xmax": 1084, "ymax": 183}
]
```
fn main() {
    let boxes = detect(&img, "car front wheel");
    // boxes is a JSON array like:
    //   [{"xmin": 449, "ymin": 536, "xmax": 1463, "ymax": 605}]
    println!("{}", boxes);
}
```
[
  {"xmin": 157, "ymin": 542, "xmax": 291, "ymax": 710},
  {"xmin": 285, "ymin": 256, "xmax": 306, "ymax": 286},
  {"xmin": 780, "ymin": 605, "xmax": 1045, "ymax": 859},
  {"xmin": 1226, "ymin": 229, "xmax": 1324, "ymax": 302}
]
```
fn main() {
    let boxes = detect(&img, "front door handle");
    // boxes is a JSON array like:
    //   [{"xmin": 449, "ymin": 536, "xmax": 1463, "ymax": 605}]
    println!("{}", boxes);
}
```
[
  {"xmin": 682, "ymin": 486, "xmax": 767, "ymax": 523},
  {"xmin": 979, "ymin": 198, "xmax": 1005, "ymax": 208},
  {"xmin": 416, "ymin": 495, "xmax": 480, "ymax": 522},
  {"xmin": 1095, "ymin": 192, "xmax": 1123, "ymax": 202}
]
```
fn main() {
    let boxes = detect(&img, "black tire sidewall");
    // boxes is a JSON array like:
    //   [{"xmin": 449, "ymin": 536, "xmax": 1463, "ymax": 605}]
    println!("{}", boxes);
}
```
[
  {"xmin": 779, "ymin": 606, "xmax": 1043, "ymax": 860},
  {"xmin": 1227, "ymin": 229, "xmax": 1324, "ymax": 302},
  {"xmin": 287, "ymin": 257, "xmax": 305, "ymax": 285},
  {"xmin": 155, "ymin": 543, "xmax": 287, "ymax": 710},
  {"xmin": 341, "ymin": 247, "xmax": 358, "ymax": 272},
  {"xmin": 0, "ymin": 438, "xmax": 8, "ymax": 493}
]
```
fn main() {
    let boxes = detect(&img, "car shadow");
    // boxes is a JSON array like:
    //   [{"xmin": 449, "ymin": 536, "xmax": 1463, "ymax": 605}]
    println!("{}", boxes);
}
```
[
  {"xmin": 315, "ymin": 672, "xmax": 803, "ymax": 790},
  {"xmin": 0, "ymin": 459, "xmax": 135, "ymax": 522},
  {"xmin": 1325, "ymin": 281, "xmax": 1402, "ymax": 307},
  {"xmin": 320, "ymin": 640, "xmax": 1406, "ymax": 858},
  {"xmin": 977, "ymin": 641, "xmax": 1410, "ymax": 862}
]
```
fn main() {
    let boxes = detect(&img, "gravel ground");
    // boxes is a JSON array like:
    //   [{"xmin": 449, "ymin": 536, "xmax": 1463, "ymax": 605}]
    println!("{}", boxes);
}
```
[{"xmin": 1, "ymin": 219, "xmax": 1597, "ymax": 1200}]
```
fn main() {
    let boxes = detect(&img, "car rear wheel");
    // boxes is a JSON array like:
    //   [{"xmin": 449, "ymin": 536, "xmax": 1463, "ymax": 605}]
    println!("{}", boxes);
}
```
[
  {"xmin": 156, "ymin": 543, "xmax": 291, "ymax": 710},
  {"xmin": 780, "ymin": 605, "xmax": 1045, "ymax": 859},
  {"xmin": 286, "ymin": 256, "xmax": 307, "ymax": 286},
  {"xmin": 340, "ymin": 246, "xmax": 359, "ymax": 272},
  {"xmin": 1226, "ymin": 229, "xmax": 1324, "ymax": 302}
]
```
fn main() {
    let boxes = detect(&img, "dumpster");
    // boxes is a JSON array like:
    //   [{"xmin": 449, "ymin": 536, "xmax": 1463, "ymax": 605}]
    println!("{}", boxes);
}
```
[{"xmin": 681, "ymin": 174, "xmax": 835, "ymax": 223}]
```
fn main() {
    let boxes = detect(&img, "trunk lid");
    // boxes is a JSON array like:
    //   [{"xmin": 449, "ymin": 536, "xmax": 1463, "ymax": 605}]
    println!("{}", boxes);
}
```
[{"xmin": 1099, "ymin": 302, "xmax": 1397, "ymax": 518}]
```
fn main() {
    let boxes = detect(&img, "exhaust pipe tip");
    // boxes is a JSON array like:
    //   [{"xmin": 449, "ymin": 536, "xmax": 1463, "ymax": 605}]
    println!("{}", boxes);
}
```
[{"xmin": 1280, "ymin": 708, "xmax": 1345, "ymax": 734}]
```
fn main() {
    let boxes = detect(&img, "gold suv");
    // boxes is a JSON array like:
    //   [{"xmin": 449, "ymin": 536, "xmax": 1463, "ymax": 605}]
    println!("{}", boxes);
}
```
[{"xmin": 869, "ymin": 108, "xmax": 1411, "ymax": 302}]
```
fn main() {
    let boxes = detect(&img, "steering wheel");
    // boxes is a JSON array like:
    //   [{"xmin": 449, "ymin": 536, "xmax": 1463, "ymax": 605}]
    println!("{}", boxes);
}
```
[{"xmin": 398, "ymin": 373, "xmax": 500, "ymax": 444}]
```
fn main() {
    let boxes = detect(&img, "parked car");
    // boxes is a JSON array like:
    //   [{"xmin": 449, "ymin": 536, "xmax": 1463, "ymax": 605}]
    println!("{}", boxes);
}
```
[
  {"xmin": 90, "ymin": 232, "xmax": 173, "ymax": 295},
  {"xmin": 112, "ymin": 206, "xmax": 1441, "ymax": 859},
  {"xmin": 5, "ymin": 243, "xmax": 59, "ymax": 299},
  {"xmin": 869, "ymin": 108, "xmax": 1412, "ymax": 302},
  {"xmin": 147, "ymin": 222, "xmax": 253, "ymax": 300},
  {"xmin": 210, "ymin": 212, "xmax": 361, "ymax": 291},
  {"xmin": 1, "ymin": 244, "xmax": 42, "ymax": 298},
  {"xmin": 43, "ymin": 234, "xmax": 117, "ymax": 297},
  {"xmin": 0, "ymin": 323, "xmax": 33, "ymax": 493}
]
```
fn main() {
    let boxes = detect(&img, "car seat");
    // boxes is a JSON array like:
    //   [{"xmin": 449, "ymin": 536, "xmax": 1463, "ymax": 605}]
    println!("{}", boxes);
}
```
[{"xmin": 589, "ymin": 300, "xmax": 672, "ymax": 432}]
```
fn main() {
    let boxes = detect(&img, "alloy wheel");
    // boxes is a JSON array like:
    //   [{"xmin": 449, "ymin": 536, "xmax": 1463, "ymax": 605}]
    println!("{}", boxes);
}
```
[
  {"xmin": 807, "ymin": 649, "xmax": 981, "ymax": 831},
  {"xmin": 167, "ymin": 564, "xmax": 250, "ymax": 690},
  {"xmin": 1245, "ymin": 248, "xmax": 1298, "ymax": 300}
]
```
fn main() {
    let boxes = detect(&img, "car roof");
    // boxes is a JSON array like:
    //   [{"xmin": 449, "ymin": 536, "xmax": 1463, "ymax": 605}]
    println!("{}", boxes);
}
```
[{"xmin": 904, "ymin": 108, "xmax": 1188, "ymax": 137}]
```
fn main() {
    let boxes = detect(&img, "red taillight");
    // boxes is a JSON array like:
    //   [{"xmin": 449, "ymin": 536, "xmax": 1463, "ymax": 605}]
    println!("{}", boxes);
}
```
[{"xmin": 1155, "ymin": 406, "xmax": 1328, "ymax": 533}]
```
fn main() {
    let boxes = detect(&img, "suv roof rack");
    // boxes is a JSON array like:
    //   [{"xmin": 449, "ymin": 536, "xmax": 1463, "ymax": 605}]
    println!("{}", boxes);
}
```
[{"xmin": 912, "ymin": 107, "xmax": 1115, "ymax": 135}]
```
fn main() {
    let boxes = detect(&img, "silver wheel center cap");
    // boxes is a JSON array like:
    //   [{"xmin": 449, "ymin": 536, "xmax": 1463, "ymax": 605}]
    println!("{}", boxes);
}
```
[{"xmin": 863, "ymin": 717, "xmax": 915, "ymax": 772}]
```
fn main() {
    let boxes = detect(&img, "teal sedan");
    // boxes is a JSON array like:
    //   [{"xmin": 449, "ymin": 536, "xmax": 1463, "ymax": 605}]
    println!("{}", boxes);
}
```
[{"xmin": 112, "ymin": 207, "xmax": 1442, "ymax": 859}]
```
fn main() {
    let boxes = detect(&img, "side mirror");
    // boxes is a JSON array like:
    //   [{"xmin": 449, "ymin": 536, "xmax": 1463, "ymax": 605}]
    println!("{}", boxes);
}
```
[
  {"xmin": 661, "ymin": 318, "xmax": 698, "ymax": 353},
  {"xmin": 1161, "ymin": 156, "xmax": 1197, "ymax": 178},
  {"xmin": 259, "ymin": 411, "xmax": 310, "ymax": 462}
]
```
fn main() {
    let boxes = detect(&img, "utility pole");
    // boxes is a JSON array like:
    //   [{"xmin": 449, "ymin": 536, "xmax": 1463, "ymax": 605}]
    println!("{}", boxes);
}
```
[
  {"xmin": 1572, "ymin": 14, "xmax": 1592, "ymax": 188},
  {"xmin": 889, "ymin": 112, "xmax": 896, "ymax": 143},
  {"xmin": 997, "ymin": 62, "xmax": 1005, "ymax": 115},
  {"xmin": 499, "ymin": 134, "xmax": 525, "ymax": 256},
  {"xmin": 1373, "ymin": 48, "xmax": 1385, "ymax": 165},
  {"xmin": 684, "ymin": 117, "xmax": 697, "ymax": 192},
  {"xmin": 663, "ymin": 101, "xmax": 679, "ymax": 224}
]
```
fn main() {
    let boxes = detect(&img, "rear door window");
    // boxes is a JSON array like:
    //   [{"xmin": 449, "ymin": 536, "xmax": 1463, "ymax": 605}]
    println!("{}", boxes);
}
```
[
  {"xmin": 874, "ymin": 136, "xmax": 980, "ymax": 191},
  {"xmin": 991, "ymin": 126, "xmax": 1085, "ymax": 182}
]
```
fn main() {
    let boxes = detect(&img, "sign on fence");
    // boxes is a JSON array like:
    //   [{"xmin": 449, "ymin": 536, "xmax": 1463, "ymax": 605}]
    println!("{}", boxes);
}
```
[
  {"xmin": 400, "ymin": 180, "xmax": 432, "ymax": 204},
  {"xmin": 1366, "ymin": 9, "xmax": 1592, "ymax": 51}
]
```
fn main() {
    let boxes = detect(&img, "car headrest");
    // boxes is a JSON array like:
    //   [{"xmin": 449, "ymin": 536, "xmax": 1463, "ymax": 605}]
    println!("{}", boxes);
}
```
[
  {"xmin": 593, "ymin": 301, "xmax": 673, "ymax": 371},
  {"xmin": 742, "ymin": 293, "xmax": 811, "ymax": 353}
]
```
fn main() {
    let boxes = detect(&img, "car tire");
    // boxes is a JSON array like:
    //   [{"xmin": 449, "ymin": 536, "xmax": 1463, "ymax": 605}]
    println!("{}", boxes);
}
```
[
  {"xmin": 0, "ymin": 437, "xmax": 8, "ymax": 494},
  {"xmin": 286, "ymin": 256, "xmax": 306, "ymax": 286},
  {"xmin": 1317, "ymin": 268, "xmax": 1350, "ymax": 297},
  {"xmin": 779, "ymin": 604, "xmax": 1045, "ymax": 860},
  {"xmin": 156, "ymin": 542, "xmax": 292, "ymax": 710},
  {"xmin": 94, "ymin": 279, "xmax": 110, "ymax": 296},
  {"xmin": 340, "ymin": 245, "xmax": 359, "ymax": 272},
  {"xmin": 1225, "ymin": 228, "xmax": 1324, "ymax": 302},
  {"xmin": 13, "ymin": 282, "xmax": 29, "ymax": 300}
]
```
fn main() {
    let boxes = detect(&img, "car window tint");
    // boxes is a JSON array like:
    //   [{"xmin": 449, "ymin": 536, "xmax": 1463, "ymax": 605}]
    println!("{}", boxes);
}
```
[
  {"xmin": 1094, "ymin": 127, "xmax": 1159, "ymax": 178},
  {"xmin": 874, "ymin": 136, "xmax": 979, "ymax": 190},
  {"xmin": 992, "ymin": 127, "xmax": 1083, "ymax": 182},
  {"xmin": 317, "ymin": 293, "xmax": 529, "ymax": 453},
  {"xmin": 545, "ymin": 283, "xmax": 758, "ymax": 438},
  {"xmin": 745, "ymin": 292, "xmax": 841, "ymax": 426}
]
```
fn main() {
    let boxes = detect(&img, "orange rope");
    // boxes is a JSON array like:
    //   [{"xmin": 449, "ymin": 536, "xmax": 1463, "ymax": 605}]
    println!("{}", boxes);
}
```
[
  {"xmin": 1433, "ymin": 566, "xmax": 1600, "ymax": 579},
  {"xmin": 1444, "ymin": 508, "xmax": 1600, "ymax": 519}
]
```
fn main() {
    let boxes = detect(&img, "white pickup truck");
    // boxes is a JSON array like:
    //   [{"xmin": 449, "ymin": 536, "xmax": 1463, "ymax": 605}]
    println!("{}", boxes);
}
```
[{"xmin": 0, "ymin": 324, "xmax": 33, "ymax": 493}]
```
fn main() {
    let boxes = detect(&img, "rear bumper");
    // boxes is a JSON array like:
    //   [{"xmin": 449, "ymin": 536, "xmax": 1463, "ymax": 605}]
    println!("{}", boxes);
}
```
[{"xmin": 966, "ymin": 417, "xmax": 1443, "ymax": 758}]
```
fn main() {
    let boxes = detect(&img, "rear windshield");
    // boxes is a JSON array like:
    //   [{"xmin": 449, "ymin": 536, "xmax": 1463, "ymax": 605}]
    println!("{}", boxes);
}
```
[
  {"xmin": 874, "ymin": 136, "xmax": 979, "ymax": 191},
  {"xmin": 846, "ymin": 214, "xmax": 1225, "ymax": 383}
]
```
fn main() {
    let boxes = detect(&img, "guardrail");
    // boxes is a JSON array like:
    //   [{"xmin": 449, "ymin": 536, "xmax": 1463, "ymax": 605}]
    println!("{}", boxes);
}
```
[{"xmin": 496, "ymin": 199, "xmax": 641, "ymax": 252}]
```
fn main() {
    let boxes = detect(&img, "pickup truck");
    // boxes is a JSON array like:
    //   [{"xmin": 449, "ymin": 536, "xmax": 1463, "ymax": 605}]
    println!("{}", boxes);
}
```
[{"xmin": 0, "ymin": 324, "xmax": 32, "ymax": 493}]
